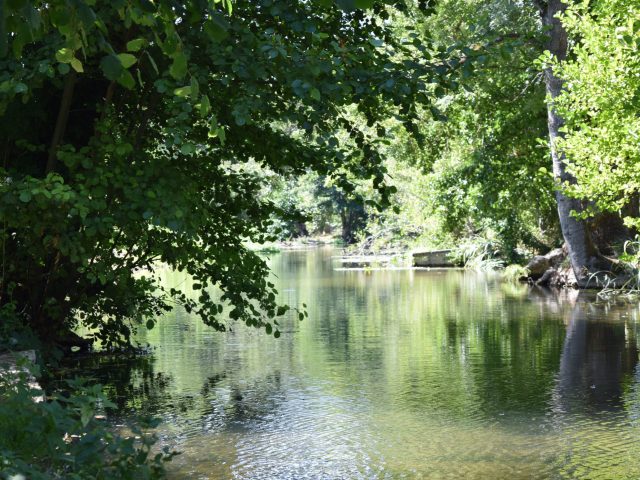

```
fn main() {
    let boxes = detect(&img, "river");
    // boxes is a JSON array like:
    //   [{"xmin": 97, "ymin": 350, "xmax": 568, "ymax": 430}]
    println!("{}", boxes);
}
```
[{"xmin": 67, "ymin": 247, "xmax": 640, "ymax": 479}]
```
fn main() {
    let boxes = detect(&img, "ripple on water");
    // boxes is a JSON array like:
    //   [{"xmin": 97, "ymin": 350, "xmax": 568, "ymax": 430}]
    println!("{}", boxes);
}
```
[{"xmin": 70, "ymin": 250, "xmax": 640, "ymax": 479}]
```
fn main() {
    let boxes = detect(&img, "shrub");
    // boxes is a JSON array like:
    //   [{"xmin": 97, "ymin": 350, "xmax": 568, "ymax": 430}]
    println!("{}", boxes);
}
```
[{"xmin": 0, "ymin": 361, "xmax": 175, "ymax": 480}]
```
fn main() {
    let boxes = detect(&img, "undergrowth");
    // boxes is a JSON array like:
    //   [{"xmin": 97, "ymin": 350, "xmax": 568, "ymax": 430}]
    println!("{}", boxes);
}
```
[{"xmin": 0, "ymin": 358, "xmax": 176, "ymax": 479}]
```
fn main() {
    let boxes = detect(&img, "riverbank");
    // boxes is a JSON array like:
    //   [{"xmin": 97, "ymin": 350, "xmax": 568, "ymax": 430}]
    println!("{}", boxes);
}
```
[
  {"xmin": 253, "ymin": 237, "xmax": 640, "ymax": 293},
  {"xmin": 246, "ymin": 235, "xmax": 342, "ymax": 253}
]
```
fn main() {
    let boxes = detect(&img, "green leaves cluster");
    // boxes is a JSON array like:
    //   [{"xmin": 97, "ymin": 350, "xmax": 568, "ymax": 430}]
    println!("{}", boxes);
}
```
[
  {"xmin": 0, "ymin": 0, "xmax": 233, "ymax": 96},
  {"xmin": 0, "ymin": 0, "xmax": 438, "ymax": 347},
  {"xmin": 360, "ymin": 0, "xmax": 559, "ymax": 258},
  {"xmin": 0, "ymin": 366, "xmax": 174, "ymax": 478},
  {"xmin": 556, "ymin": 0, "xmax": 640, "ymax": 230}
]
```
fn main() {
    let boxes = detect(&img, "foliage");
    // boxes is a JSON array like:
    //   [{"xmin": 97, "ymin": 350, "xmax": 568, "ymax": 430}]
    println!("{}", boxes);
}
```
[
  {"xmin": 502, "ymin": 263, "xmax": 529, "ymax": 282},
  {"xmin": 450, "ymin": 234, "xmax": 505, "ymax": 270},
  {"xmin": 422, "ymin": 0, "xmax": 558, "ymax": 260},
  {"xmin": 0, "ymin": 362, "xmax": 174, "ymax": 479},
  {"xmin": 0, "ymin": 0, "xmax": 441, "ymax": 347},
  {"xmin": 356, "ymin": 132, "xmax": 450, "ymax": 253},
  {"xmin": 593, "ymin": 236, "xmax": 640, "ymax": 297},
  {"xmin": 556, "ymin": 0, "xmax": 640, "ymax": 230},
  {"xmin": 0, "ymin": 304, "xmax": 39, "ymax": 353},
  {"xmin": 257, "ymin": 167, "xmax": 367, "ymax": 243},
  {"xmin": 349, "ymin": 0, "xmax": 560, "ymax": 260}
]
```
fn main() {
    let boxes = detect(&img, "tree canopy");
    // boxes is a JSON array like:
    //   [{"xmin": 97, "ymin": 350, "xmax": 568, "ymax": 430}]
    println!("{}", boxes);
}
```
[
  {"xmin": 556, "ymin": 0, "xmax": 640, "ymax": 232},
  {"xmin": 0, "ymin": 0, "xmax": 443, "ymax": 348}
]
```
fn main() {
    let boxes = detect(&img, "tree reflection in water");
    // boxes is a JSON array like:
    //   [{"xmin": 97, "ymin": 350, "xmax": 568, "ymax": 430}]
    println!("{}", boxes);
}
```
[{"xmin": 54, "ymin": 250, "xmax": 640, "ymax": 479}]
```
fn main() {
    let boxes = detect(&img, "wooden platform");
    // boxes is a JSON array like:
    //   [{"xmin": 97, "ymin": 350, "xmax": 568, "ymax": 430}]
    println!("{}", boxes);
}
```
[
  {"xmin": 333, "ymin": 255, "xmax": 396, "ymax": 269},
  {"xmin": 412, "ymin": 249, "xmax": 459, "ymax": 268}
]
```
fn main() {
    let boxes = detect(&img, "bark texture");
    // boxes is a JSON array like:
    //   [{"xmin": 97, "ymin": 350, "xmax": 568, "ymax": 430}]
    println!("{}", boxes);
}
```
[
  {"xmin": 538, "ymin": 0, "xmax": 612, "ymax": 287},
  {"xmin": 46, "ymin": 71, "xmax": 77, "ymax": 174}
]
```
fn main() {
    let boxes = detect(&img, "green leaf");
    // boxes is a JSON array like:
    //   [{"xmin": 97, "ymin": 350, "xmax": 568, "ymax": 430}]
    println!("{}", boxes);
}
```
[
  {"xmin": 204, "ymin": 15, "xmax": 229, "ymax": 42},
  {"xmin": 126, "ymin": 38, "xmax": 146, "ymax": 52},
  {"xmin": 70, "ymin": 58, "xmax": 84, "ymax": 73},
  {"xmin": 310, "ymin": 88, "xmax": 321, "ymax": 101},
  {"xmin": 169, "ymin": 52, "xmax": 188, "ymax": 80},
  {"xmin": 136, "ymin": 68, "xmax": 144, "ymax": 87},
  {"xmin": 217, "ymin": 127, "xmax": 226, "ymax": 145},
  {"xmin": 173, "ymin": 86, "xmax": 192, "ymax": 97},
  {"xmin": 354, "ymin": 0, "xmax": 375, "ymax": 8},
  {"xmin": 190, "ymin": 76, "xmax": 199, "ymax": 98},
  {"xmin": 50, "ymin": 6, "xmax": 71, "ymax": 26},
  {"xmin": 100, "ymin": 54, "xmax": 123, "ymax": 81},
  {"xmin": 274, "ymin": 330, "xmax": 281, "ymax": 338},
  {"xmin": 117, "ymin": 70, "xmax": 135, "ymax": 90},
  {"xmin": 180, "ymin": 143, "xmax": 195, "ymax": 155},
  {"xmin": 145, "ymin": 51, "xmax": 159, "ymax": 74},
  {"xmin": 208, "ymin": 116, "xmax": 219, "ymax": 138},
  {"xmin": 80, "ymin": 403, "xmax": 93, "ymax": 427},
  {"xmin": 146, "ymin": 319, "xmax": 155, "ymax": 330},
  {"xmin": 19, "ymin": 191, "xmax": 31, "ymax": 203},
  {"xmin": 77, "ymin": 4, "xmax": 96, "ymax": 26},
  {"xmin": 55, "ymin": 48, "xmax": 74, "ymax": 64},
  {"xmin": 199, "ymin": 95, "xmax": 211, "ymax": 117},
  {"xmin": 117, "ymin": 53, "xmax": 137, "ymax": 69}
]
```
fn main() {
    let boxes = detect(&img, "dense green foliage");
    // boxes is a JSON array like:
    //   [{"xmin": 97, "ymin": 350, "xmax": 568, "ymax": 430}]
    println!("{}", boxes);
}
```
[
  {"xmin": 0, "ymin": 362, "xmax": 173, "ymax": 479},
  {"xmin": 556, "ymin": 0, "xmax": 640, "ymax": 232},
  {"xmin": 272, "ymin": 0, "xmax": 561, "ymax": 260},
  {"xmin": 276, "ymin": 0, "xmax": 638, "ymax": 271},
  {"xmin": 0, "ymin": 0, "xmax": 445, "ymax": 347},
  {"xmin": 412, "ymin": 0, "xmax": 558, "ymax": 259}
]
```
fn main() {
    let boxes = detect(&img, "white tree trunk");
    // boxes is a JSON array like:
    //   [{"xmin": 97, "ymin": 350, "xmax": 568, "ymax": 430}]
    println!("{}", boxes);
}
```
[{"xmin": 538, "ymin": 0, "xmax": 611, "ymax": 287}]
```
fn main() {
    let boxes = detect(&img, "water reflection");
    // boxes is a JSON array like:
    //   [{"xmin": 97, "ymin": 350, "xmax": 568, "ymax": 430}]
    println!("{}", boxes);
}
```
[
  {"xmin": 555, "ymin": 291, "xmax": 638, "ymax": 413},
  {"xmin": 68, "ymin": 248, "xmax": 640, "ymax": 479}
]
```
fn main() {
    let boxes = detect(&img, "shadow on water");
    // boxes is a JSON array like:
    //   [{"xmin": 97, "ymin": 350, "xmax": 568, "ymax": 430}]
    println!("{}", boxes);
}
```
[
  {"xmin": 553, "ymin": 290, "xmax": 639, "ymax": 414},
  {"xmin": 64, "ymin": 249, "xmax": 640, "ymax": 479}
]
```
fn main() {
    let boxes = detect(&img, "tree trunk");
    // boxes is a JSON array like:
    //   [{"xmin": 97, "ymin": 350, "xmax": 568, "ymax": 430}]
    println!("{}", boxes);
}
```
[
  {"xmin": 46, "ymin": 71, "xmax": 77, "ymax": 174},
  {"xmin": 538, "ymin": 0, "xmax": 612, "ymax": 287}
]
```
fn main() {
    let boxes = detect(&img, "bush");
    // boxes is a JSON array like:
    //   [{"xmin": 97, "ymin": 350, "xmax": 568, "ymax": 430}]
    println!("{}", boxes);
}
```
[
  {"xmin": 450, "ymin": 235, "xmax": 505, "ymax": 271},
  {"xmin": 0, "ymin": 361, "xmax": 175, "ymax": 480}
]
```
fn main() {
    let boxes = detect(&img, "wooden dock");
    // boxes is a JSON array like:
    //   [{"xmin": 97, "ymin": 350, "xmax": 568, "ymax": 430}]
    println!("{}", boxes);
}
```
[
  {"xmin": 333, "ymin": 255, "xmax": 398, "ymax": 269},
  {"xmin": 412, "ymin": 249, "xmax": 459, "ymax": 268}
]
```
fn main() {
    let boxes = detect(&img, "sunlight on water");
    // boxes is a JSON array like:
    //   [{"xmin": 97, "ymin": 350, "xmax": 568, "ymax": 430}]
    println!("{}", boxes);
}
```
[{"xmin": 68, "ymin": 248, "xmax": 640, "ymax": 479}]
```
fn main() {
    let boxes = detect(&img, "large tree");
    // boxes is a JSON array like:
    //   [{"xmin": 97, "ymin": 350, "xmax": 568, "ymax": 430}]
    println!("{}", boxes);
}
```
[
  {"xmin": 533, "ymin": 0, "xmax": 616, "ymax": 287},
  {"xmin": 554, "ymin": 0, "xmax": 640, "ymax": 260},
  {"xmin": 415, "ymin": 0, "xmax": 632, "ymax": 281},
  {"xmin": 0, "ymin": 0, "xmax": 436, "ymax": 348}
]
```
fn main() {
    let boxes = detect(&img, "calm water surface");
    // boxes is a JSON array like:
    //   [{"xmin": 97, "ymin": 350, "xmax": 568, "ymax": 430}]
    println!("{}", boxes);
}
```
[{"xmin": 71, "ymin": 248, "xmax": 640, "ymax": 479}]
